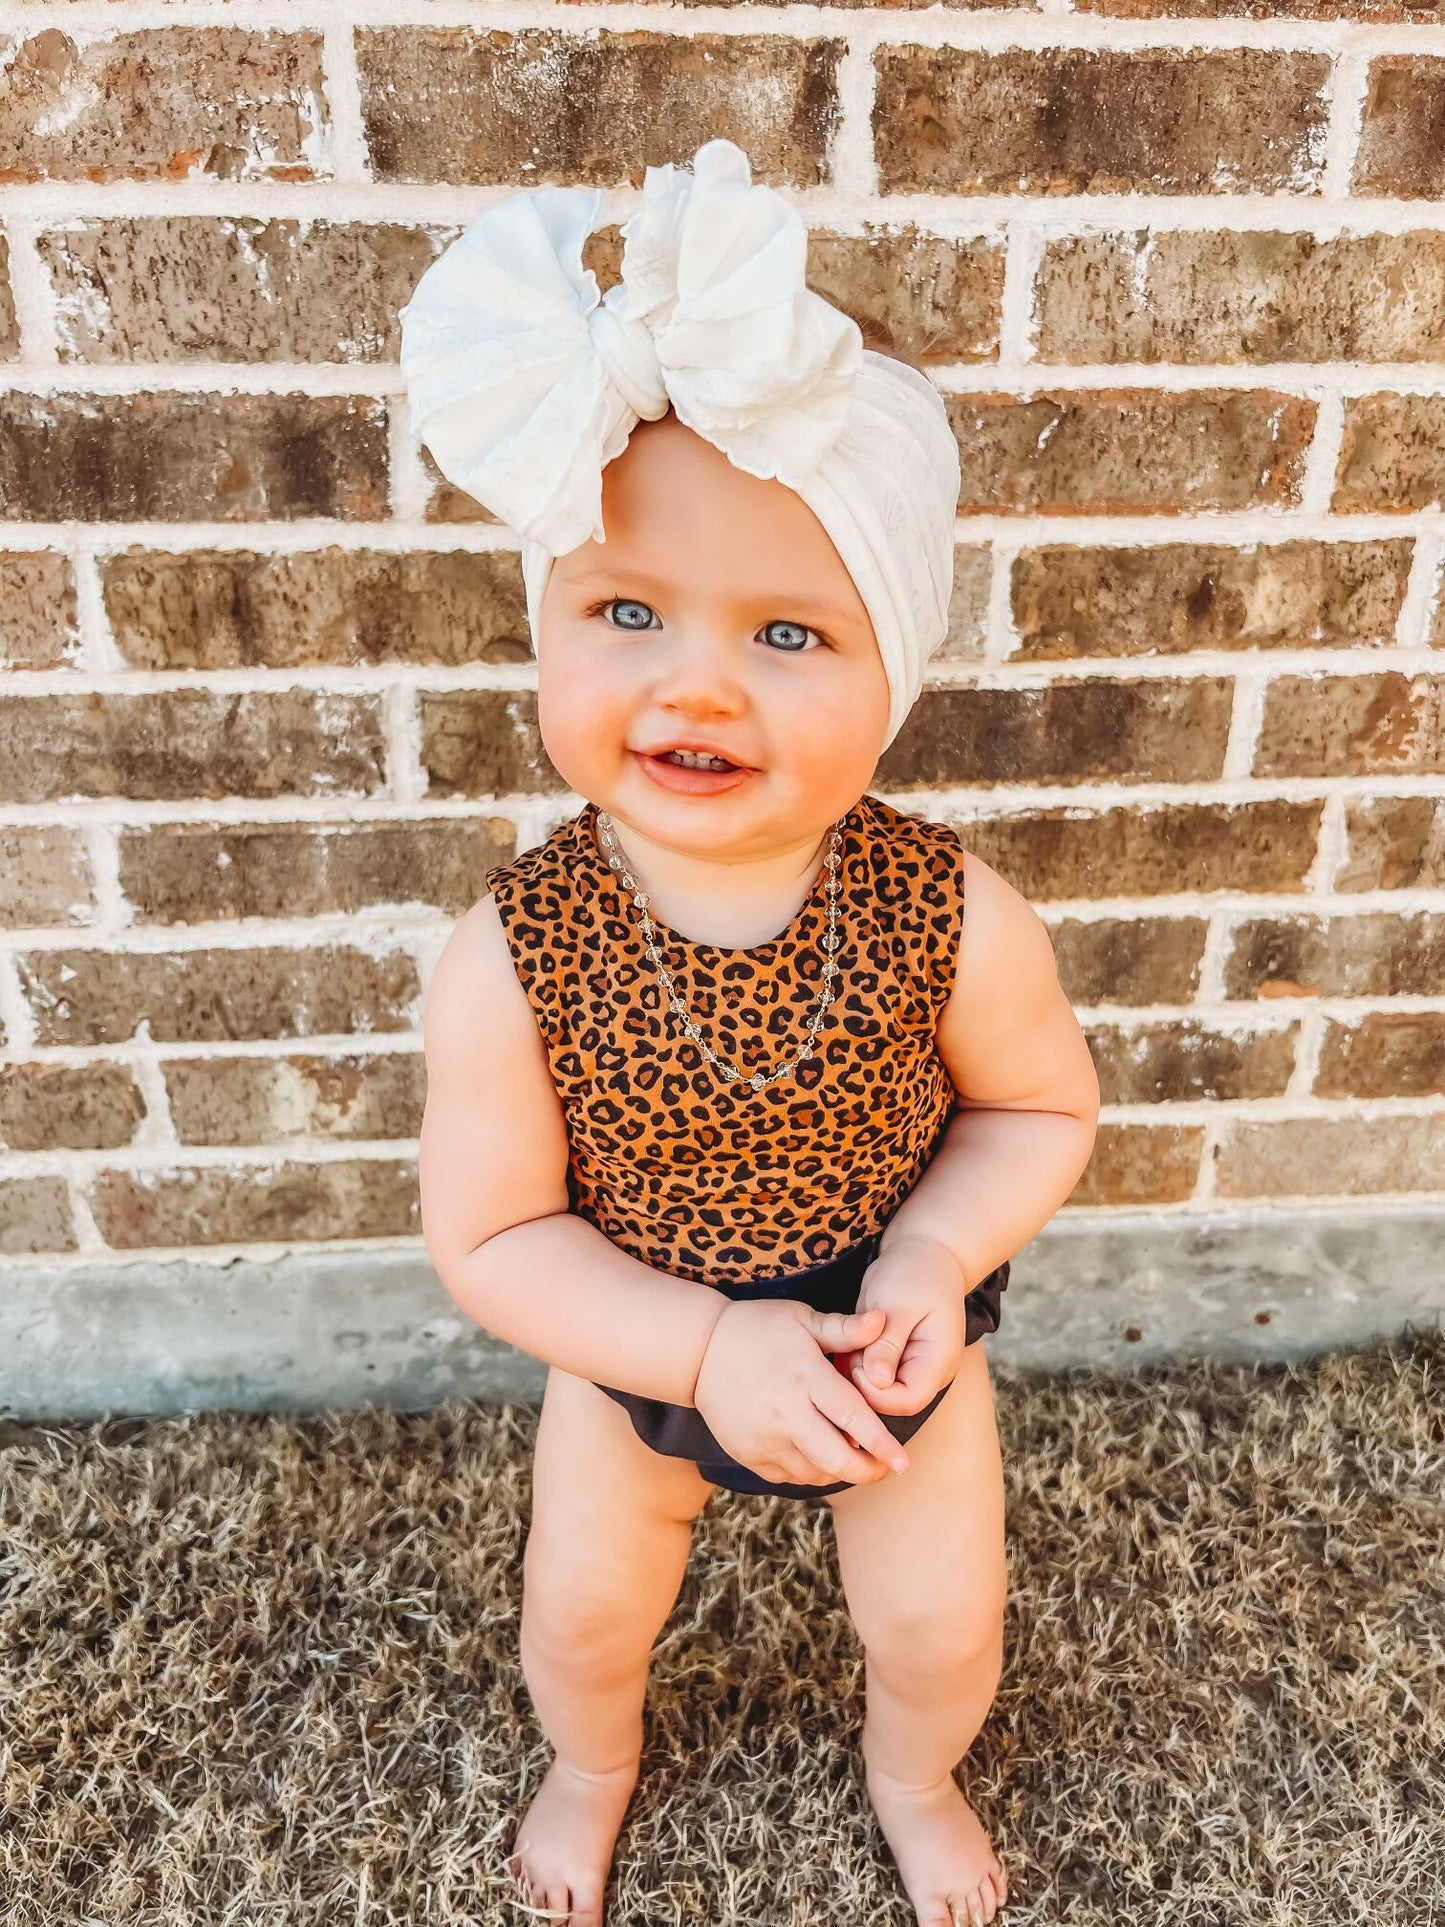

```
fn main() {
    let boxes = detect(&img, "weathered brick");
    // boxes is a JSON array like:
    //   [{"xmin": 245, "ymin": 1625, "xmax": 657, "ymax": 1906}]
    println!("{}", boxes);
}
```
[
  {"xmin": 102, "ymin": 548, "xmax": 530, "ymax": 669},
  {"xmin": 950, "ymin": 799, "xmax": 1321, "ymax": 899},
  {"xmin": 42, "ymin": 219, "xmax": 446, "ymax": 364},
  {"xmin": 1223, "ymin": 912, "xmax": 1445, "ymax": 999},
  {"xmin": 420, "ymin": 690, "xmax": 566, "ymax": 798},
  {"xmin": 164, "ymin": 1051, "xmax": 426, "ymax": 1146},
  {"xmin": 880, "ymin": 677, "xmax": 1233, "ymax": 789},
  {"xmin": 0, "ymin": 393, "xmax": 388, "ymax": 524},
  {"xmin": 1334, "ymin": 394, "xmax": 1445, "ymax": 512},
  {"xmin": 1048, "ymin": 915, "xmax": 1209, "ymax": 1006},
  {"xmin": 1337, "ymin": 796, "xmax": 1445, "ymax": 891},
  {"xmin": 357, "ymin": 29, "xmax": 842, "ymax": 187},
  {"xmin": 1068, "ymin": 1122, "xmax": 1203, "ymax": 1205},
  {"xmin": 1011, "ymin": 540, "xmax": 1412, "ymax": 660},
  {"xmin": 91, "ymin": 1157, "xmax": 419, "ymax": 1248},
  {"xmin": 1255, "ymin": 673, "xmax": 1445, "ymax": 778},
  {"xmin": 1315, "ymin": 1013, "xmax": 1445, "ymax": 1099},
  {"xmin": 1077, "ymin": 0, "xmax": 1439, "ymax": 19},
  {"xmin": 420, "ymin": 446, "xmax": 498, "ymax": 526},
  {"xmin": 1086, "ymin": 1018, "xmax": 1297, "ymax": 1103},
  {"xmin": 0, "ymin": 1176, "xmax": 75, "ymax": 1254},
  {"xmin": 935, "ymin": 547, "xmax": 991, "ymax": 663},
  {"xmin": 873, "ymin": 47, "xmax": 1330, "ymax": 195},
  {"xmin": 0, "ymin": 1062, "xmax": 146, "ymax": 1152},
  {"xmin": 1353, "ymin": 57, "xmax": 1445, "ymax": 200},
  {"xmin": 1214, "ymin": 1114, "xmax": 1445, "ymax": 1198},
  {"xmin": 0, "ymin": 690, "xmax": 386, "ymax": 804},
  {"xmin": 0, "ymin": 827, "xmax": 94, "ymax": 927},
  {"xmin": 18, "ymin": 945, "xmax": 420, "ymax": 1047},
  {"xmin": 0, "ymin": 234, "xmax": 16, "ymax": 359},
  {"xmin": 947, "ymin": 390, "xmax": 1314, "ymax": 516},
  {"xmin": 1035, "ymin": 231, "xmax": 1445, "ymax": 364},
  {"xmin": 119, "ymin": 819, "xmax": 514, "ymax": 924},
  {"xmin": 0, "ymin": 28, "xmax": 327, "ymax": 184},
  {"xmin": 0, "ymin": 552, "xmax": 80, "ymax": 668},
  {"xmin": 806, "ymin": 230, "xmax": 1004, "ymax": 363}
]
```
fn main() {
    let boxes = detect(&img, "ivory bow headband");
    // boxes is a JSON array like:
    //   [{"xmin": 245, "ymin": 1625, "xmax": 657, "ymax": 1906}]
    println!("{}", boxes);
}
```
[{"xmin": 398, "ymin": 137, "xmax": 961, "ymax": 752}]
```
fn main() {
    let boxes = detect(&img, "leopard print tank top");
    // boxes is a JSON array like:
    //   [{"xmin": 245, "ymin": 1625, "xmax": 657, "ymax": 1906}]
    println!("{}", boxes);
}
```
[{"xmin": 483, "ymin": 790, "xmax": 968, "ymax": 1287}]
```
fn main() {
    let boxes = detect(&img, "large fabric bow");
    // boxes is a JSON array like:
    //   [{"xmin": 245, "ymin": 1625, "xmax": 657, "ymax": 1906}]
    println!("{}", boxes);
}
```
[{"xmin": 398, "ymin": 138, "xmax": 863, "ymax": 557}]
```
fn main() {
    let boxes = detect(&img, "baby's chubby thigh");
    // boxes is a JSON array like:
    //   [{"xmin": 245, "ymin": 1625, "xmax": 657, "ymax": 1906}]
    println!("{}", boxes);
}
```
[
  {"xmin": 522, "ymin": 1366, "xmax": 715, "ymax": 1682},
  {"xmin": 826, "ymin": 1341, "xmax": 1007, "ymax": 1671}
]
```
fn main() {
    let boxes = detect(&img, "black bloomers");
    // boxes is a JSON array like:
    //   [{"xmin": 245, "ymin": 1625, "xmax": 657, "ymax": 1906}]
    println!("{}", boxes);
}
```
[{"xmin": 592, "ymin": 1234, "xmax": 1010, "ymax": 1501}]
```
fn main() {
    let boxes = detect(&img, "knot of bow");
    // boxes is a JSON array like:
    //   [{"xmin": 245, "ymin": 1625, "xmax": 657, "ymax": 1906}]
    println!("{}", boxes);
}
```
[{"xmin": 398, "ymin": 139, "xmax": 863, "ymax": 555}]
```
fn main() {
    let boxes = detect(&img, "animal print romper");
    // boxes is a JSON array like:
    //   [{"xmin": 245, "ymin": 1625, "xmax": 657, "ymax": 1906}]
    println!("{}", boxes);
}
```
[{"xmin": 484, "ymin": 789, "xmax": 1009, "ymax": 1500}]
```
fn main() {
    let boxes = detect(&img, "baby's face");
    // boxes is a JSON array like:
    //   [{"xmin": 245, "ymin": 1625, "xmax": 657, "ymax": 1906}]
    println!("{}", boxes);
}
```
[{"xmin": 535, "ymin": 412, "xmax": 891, "ymax": 861}]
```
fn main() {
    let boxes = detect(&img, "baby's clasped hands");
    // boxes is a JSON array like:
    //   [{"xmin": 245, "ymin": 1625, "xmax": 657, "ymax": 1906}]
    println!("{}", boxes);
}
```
[
  {"xmin": 693, "ymin": 1301, "xmax": 910, "ymax": 1489},
  {"xmin": 836, "ymin": 1234, "xmax": 970, "ymax": 1418}
]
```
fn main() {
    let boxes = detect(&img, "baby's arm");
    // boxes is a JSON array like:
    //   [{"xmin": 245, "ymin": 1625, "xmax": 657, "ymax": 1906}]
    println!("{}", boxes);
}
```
[{"xmin": 418, "ymin": 894, "xmax": 729, "ymax": 1404}]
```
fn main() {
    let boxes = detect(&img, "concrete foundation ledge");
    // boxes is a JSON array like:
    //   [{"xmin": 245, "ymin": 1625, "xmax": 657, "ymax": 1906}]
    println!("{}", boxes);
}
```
[{"xmin": 3, "ymin": 1208, "xmax": 1442, "ymax": 1421}]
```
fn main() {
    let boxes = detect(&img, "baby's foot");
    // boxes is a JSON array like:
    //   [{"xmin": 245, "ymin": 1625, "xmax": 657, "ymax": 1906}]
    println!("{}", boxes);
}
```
[
  {"xmin": 506, "ymin": 1754, "xmax": 639, "ymax": 1926},
  {"xmin": 864, "ymin": 1756, "xmax": 1008, "ymax": 1927}
]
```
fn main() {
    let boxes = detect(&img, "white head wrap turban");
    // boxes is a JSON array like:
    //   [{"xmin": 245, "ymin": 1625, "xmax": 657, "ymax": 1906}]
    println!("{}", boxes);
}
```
[{"xmin": 398, "ymin": 137, "xmax": 961, "ymax": 752}]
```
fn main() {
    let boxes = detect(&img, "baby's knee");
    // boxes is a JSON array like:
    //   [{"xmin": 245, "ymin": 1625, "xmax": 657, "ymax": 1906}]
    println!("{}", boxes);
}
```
[
  {"xmin": 858, "ymin": 1596, "xmax": 1005, "ymax": 1689},
  {"xmin": 519, "ymin": 1523, "xmax": 673, "ymax": 1678}
]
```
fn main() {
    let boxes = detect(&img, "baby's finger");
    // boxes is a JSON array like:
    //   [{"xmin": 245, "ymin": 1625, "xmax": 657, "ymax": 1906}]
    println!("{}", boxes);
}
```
[
  {"xmin": 790, "ymin": 1406, "xmax": 894, "ymax": 1486},
  {"xmin": 810, "ymin": 1368, "xmax": 910, "ymax": 1474},
  {"xmin": 855, "ymin": 1343, "xmax": 948, "ymax": 1416},
  {"xmin": 801, "ymin": 1305, "xmax": 885, "ymax": 1354}
]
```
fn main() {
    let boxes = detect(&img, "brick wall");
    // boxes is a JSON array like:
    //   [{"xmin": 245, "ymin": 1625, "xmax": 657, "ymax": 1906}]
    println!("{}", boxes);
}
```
[{"xmin": 2, "ymin": 4, "xmax": 1443, "ymax": 1287}]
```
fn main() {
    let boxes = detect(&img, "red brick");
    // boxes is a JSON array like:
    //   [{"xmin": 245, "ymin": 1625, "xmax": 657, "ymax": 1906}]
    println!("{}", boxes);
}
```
[
  {"xmin": 0, "ymin": 393, "xmax": 389, "ymax": 523},
  {"xmin": 1087, "ymin": 1018, "xmax": 1298, "ymax": 1103},
  {"xmin": 42, "ymin": 219, "xmax": 446, "ymax": 364},
  {"xmin": 0, "ymin": 1176, "xmax": 75, "ymax": 1254},
  {"xmin": 118, "ymin": 819, "xmax": 513, "ymax": 923},
  {"xmin": 101, "ymin": 548, "xmax": 530, "ymax": 669},
  {"xmin": 419, "ymin": 691, "xmax": 567, "ymax": 798},
  {"xmin": 0, "ymin": 827, "xmax": 94, "ymax": 927},
  {"xmin": 1012, "ymin": 540, "xmax": 1412, "ymax": 660},
  {"xmin": 881, "ymin": 677, "xmax": 1233, "ymax": 789},
  {"xmin": 1334, "ymin": 394, "xmax": 1445, "ymax": 512},
  {"xmin": 0, "ymin": 1062, "xmax": 146, "ymax": 1152},
  {"xmin": 1353, "ymin": 57, "xmax": 1445, "ymax": 199},
  {"xmin": 357, "ymin": 29, "xmax": 842, "ymax": 187},
  {"xmin": 1223, "ymin": 912, "xmax": 1445, "ymax": 999},
  {"xmin": 0, "ymin": 28, "xmax": 327, "ymax": 184},
  {"xmin": 91, "ymin": 1158, "xmax": 419, "ymax": 1248},
  {"xmin": 947, "ymin": 390, "xmax": 1314, "ymax": 516},
  {"xmin": 1035, "ymin": 231, "xmax": 1445, "ymax": 364},
  {"xmin": 0, "ymin": 691, "xmax": 386, "ymax": 804},
  {"xmin": 0, "ymin": 553, "xmax": 80, "ymax": 668},
  {"xmin": 874, "ymin": 47, "xmax": 1330, "ymax": 195},
  {"xmin": 164, "ymin": 1051, "xmax": 426, "ymax": 1147},
  {"xmin": 18, "ymin": 945, "xmax": 421, "ymax": 1047},
  {"xmin": 1215, "ymin": 1114, "xmax": 1445, "ymax": 1197},
  {"xmin": 1068, "ymin": 1123, "xmax": 1203, "ymax": 1204},
  {"xmin": 1315, "ymin": 1013, "xmax": 1445, "ymax": 1099},
  {"xmin": 1254, "ymin": 673, "xmax": 1445, "ymax": 778},
  {"xmin": 1337, "ymin": 796, "xmax": 1445, "ymax": 891}
]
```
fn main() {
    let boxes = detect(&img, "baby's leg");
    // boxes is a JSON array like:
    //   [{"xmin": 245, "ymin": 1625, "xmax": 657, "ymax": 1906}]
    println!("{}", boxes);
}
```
[
  {"xmin": 509, "ymin": 1365, "xmax": 714, "ymax": 1927},
  {"xmin": 827, "ymin": 1340, "xmax": 1009, "ymax": 1927}
]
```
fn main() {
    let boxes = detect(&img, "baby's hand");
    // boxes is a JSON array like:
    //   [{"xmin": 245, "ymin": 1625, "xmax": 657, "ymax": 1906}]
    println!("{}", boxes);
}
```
[
  {"xmin": 841, "ymin": 1235, "xmax": 969, "ymax": 1416},
  {"xmin": 694, "ymin": 1300, "xmax": 910, "ymax": 1488}
]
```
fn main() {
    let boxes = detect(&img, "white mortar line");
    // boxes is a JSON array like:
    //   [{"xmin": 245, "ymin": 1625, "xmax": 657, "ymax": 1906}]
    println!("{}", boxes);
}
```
[
  {"xmin": 9, "ymin": 361, "xmax": 1445, "ymax": 396},
  {"xmin": 7, "ymin": 182, "xmax": 1445, "ymax": 232},
  {"xmin": 1298, "ymin": 390, "xmax": 1347, "ymax": 518},
  {"xmin": 1322, "ymin": 51, "xmax": 1373, "ymax": 203},
  {"xmin": 320, "ymin": 23, "xmax": 373, "ymax": 186},
  {"xmin": 1397, "ymin": 527, "xmax": 1445, "ymax": 649},
  {"xmin": 9, "ymin": 0, "xmax": 1445, "ymax": 52},
  {"xmin": 1307, "ymin": 790, "xmax": 1352, "ymax": 894},
  {"xmin": 829, "ymin": 32, "xmax": 879, "ymax": 201},
  {"xmin": 70, "ymin": 548, "xmax": 122, "ymax": 671},
  {"xmin": 2, "ymin": 217, "xmax": 60, "ymax": 365},
  {"xmin": 4, "ymin": 646, "xmax": 1443, "ymax": 695}
]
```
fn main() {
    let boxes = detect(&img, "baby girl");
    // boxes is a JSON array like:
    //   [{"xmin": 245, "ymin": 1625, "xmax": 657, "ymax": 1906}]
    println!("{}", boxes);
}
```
[{"xmin": 405, "ymin": 140, "xmax": 1099, "ymax": 1927}]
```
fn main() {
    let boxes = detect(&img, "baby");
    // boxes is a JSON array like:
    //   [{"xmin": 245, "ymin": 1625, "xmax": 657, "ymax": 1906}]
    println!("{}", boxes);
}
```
[{"xmin": 406, "ymin": 141, "xmax": 1099, "ymax": 1927}]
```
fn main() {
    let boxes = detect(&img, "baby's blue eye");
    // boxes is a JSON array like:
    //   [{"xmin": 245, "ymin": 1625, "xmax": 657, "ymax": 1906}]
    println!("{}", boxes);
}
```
[
  {"xmin": 761, "ymin": 619, "xmax": 818, "ymax": 653},
  {"xmin": 604, "ymin": 599, "xmax": 656, "ymax": 630}
]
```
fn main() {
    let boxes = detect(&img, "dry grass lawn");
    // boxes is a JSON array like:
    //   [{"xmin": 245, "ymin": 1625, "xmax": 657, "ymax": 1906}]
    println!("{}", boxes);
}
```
[{"xmin": 2, "ymin": 1328, "xmax": 1441, "ymax": 1925}]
